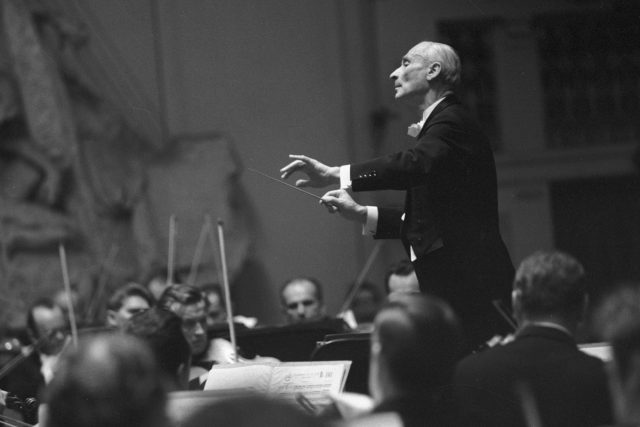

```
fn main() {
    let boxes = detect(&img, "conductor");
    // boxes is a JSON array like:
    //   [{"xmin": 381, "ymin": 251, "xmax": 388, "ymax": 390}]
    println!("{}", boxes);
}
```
[{"xmin": 280, "ymin": 41, "xmax": 513, "ymax": 348}]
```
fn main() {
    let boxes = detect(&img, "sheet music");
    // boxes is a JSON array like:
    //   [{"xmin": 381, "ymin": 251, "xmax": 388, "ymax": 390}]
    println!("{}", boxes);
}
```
[
  {"xmin": 204, "ymin": 362, "xmax": 273, "ymax": 393},
  {"xmin": 269, "ymin": 361, "xmax": 351, "ymax": 406},
  {"xmin": 203, "ymin": 360, "xmax": 351, "ymax": 407}
]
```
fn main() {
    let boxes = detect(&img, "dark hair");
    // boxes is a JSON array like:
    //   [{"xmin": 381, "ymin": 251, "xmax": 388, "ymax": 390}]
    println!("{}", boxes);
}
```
[
  {"xmin": 45, "ymin": 334, "xmax": 168, "ymax": 427},
  {"xmin": 513, "ymin": 250, "xmax": 586, "ymax": 318},
  {"xmin": 26, "ymin": 298, "xmax": 62, "ymax": 338},
  {"xmin": 141, "ymin": 264, "xmax": 189, "ymax": 288},
  {"xmin": 158, "ymin": 283, "xmax": 205, "ymax": 311},
  {"xmin": 376, "ymin": 293, "xmax": 462, "ymax": 392},
  {"xmin": 348, "ymin": 281, "xmax": 384, "ymax": 324},
  {"xmin": 124, "ymin": 307, "xmax": 191, "ymax": 387},
  {"xmin": 107, "ymin": 283, "xmax": 154, "ymax": 311},
  {"xmin": 384, "ymin": 260, "xmax": 415, "ymax": 294},
  {"xmin": 279, "ymin": 277, "xmax": 324, "ymax": 305},
  {"xmin": 345, "ymin": 281, "xmax": 383, "ymax": 301}
]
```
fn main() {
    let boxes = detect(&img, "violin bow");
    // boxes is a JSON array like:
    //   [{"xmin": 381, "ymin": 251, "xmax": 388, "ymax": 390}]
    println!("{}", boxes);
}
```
[
  {"xmin": 59, "ymin": 244, "xmax": 78, "ymax": 349},
  {"xmin": 338, "ymin": 241, "xmax": 383, "ymax": 316},
  {"xmin": 188, "ymin": 215, "xmax": 214, "ymax": 286},
  {"xmin": 167, "ymin": 214, "xmax": 176, "ymax": 286},
  {"xmin": 216, "ymin": 219, "xmax": 238, "ymax": 363}
]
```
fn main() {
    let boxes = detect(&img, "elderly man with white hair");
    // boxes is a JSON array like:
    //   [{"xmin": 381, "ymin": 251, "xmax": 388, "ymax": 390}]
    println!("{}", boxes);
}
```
[{"xmin": 280, "ymin": 41, "xmax": 513, "ymax": 349}]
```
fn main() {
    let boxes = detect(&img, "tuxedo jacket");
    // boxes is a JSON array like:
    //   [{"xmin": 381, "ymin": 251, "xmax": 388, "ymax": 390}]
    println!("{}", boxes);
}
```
[
  {"xmin": 350, "ymin": 95, "xmax": 513, "ymax": 319},
  {"xmin": 453, "ymin": 325, "xmax": 613, "ymax": 427},
  {"xmin": 0, "ymin": 351, "xmax": 45, "ymax": 399}
]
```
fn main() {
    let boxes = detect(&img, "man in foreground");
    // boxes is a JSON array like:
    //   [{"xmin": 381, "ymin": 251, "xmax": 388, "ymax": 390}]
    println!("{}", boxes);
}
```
[
  {"xmin": 362, "ymin": 293, "xmax": 462, "ymax": 427},
  {"xmin": 453, "ymin": 250, "xmax": 612, "ymax": 427}
]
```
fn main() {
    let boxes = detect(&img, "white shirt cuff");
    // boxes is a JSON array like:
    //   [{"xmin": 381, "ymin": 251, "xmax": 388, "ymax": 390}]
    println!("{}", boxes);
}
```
[
  {"xmin": 362, "ymin": 206, "xmax": 378, "ymax": 236},
  {"xmin": 340, "ymin": 165, "xmax": 352, "ymax": 189}
]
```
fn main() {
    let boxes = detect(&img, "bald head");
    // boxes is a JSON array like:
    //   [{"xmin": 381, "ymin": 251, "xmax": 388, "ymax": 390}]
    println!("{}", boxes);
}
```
[{"xmin": 280, "ymin": 277, "xmax": 326, "ymax": 324}]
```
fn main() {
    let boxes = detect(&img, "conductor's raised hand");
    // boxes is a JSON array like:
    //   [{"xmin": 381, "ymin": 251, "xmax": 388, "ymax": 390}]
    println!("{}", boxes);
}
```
[
  {"xmin": 320, "ymin": 189, "xmax": 367, "ymax": 224},
  {"xmin": 280, "ymin": 154, "xmax": 340, "ymax": 188}
]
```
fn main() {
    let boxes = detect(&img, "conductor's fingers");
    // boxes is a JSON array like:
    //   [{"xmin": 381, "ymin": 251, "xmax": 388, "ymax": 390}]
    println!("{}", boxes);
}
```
[
  {"xmin": 319, "ymin": 198, "xmax": 339, "ymax": 213},
  {"xmin": 280, "ymin": 159, "xmax": 305, "ymax": 178},
  {"xmin": 288, "ymin": 154, "xmax": 313, "ymax": 163},
  {"xmin": 322, "ymin": 189, "xmax": 344, "ymax": 199}
]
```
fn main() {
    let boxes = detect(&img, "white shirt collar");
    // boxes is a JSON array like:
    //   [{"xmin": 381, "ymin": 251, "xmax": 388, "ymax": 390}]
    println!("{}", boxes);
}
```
[
  {"xmin": 420, "ymin": 95, "xmax": 447, "ymax": 125},
  {"xmin": 40, "ymin": 353, "xmax": 60, "ymax": 384},
  {"xmin": 407, "ymin": 95, "xmax": 449, "ymax": 138}
]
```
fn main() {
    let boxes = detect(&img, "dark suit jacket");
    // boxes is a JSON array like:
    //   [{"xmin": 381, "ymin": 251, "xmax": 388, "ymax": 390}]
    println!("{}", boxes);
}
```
[
  {"xmin": 350, "ymin": 95, "xmax": 513, "ymax": 344},
  {"xmin": 0, "ymin": 351, "xmax": 44, "ymax": 400},
  {"xmin": 453, "ymin": 325, "xmax": 613, "ymax": 427}
]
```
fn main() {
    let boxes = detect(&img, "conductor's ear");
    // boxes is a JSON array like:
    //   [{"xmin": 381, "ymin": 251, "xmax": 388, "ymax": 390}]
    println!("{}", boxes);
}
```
[{"xmin": 426, "ymin": 62, "xmax": 441, "ymax": 80}]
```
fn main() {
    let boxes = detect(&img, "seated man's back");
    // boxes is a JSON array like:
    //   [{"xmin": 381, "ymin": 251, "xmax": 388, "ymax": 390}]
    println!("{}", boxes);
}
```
[
  {"xmin": 453, "ymin": 250, "xmax": 612, "ymax": 427},
  {"xmin": 454, "ymin": 325, "xmax": 610, "ymax": 427}
]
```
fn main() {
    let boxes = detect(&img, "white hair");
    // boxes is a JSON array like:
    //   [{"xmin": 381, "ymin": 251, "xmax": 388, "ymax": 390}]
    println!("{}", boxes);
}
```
[{"xmin": 416, "ymin": 41, "xmax": 461, "ymax": 88}]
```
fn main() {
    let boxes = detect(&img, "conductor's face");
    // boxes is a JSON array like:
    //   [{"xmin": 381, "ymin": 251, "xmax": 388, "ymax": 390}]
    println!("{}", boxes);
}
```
[
  {"xmin": 390, "ymin": 43, "xmax": 431, "ymax": 100},
  {"xmin": 281, "ymin": 280, "xmax": 324, "ymax": 324}
]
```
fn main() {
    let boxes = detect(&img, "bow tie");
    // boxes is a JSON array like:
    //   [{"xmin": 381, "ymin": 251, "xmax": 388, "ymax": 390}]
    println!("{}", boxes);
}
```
[{"xmin": 407, "ymin": 122, "xmax": 423, "ymax": 138}]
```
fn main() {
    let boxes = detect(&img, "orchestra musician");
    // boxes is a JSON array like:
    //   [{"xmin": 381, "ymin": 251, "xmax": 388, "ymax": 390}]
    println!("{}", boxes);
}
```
[
  {"xmin": 280, "ymin": 276, "xmax": 328, "ymax": 324},
  {"xmin": 157, "ymin": 284, "xmax": 214, "ymax": 381},
  {"xmin": 453, "ymin": 250, "xmax": 613, "ymax": 427},
  {"xmin": 106, "ymin": 282, "xmax": 154, "ymax": 329},
  {"xmin": 44, "ymin": 334, "xmax": 170, "ymax": 427},
  {"xmin": 0, "ymin": 299, "xmax": 69, "ymax": 424}
]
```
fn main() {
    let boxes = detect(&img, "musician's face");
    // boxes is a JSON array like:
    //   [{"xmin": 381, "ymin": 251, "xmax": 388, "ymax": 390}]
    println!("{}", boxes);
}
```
[
  {"xmin": 281, "ymin": 280, "xmax": 324, "ymax": 324},
  {"xmin": 180, "ymin": 301, "xmax": 209, "ymax": 357},
  {"xmin": 108, "ymin": 295, "xmax": 151, "ymax": 328},
  {"xmin": 205, "ymin": 291, "xmax": 227, "ymax": 327},
  {"xmin": 32, "ymin": 306, "xmax": 68, "ymax": 355}
]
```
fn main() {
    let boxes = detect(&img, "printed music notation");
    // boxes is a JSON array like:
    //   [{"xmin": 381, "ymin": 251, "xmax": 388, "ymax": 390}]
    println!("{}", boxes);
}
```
[{"xmin": 203, "ymin": 360, "xmax": 351, "ymax": 407}]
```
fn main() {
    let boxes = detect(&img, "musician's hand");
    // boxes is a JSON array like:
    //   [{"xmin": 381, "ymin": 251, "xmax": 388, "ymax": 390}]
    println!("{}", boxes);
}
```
[
  {"xmin": 485, "ymin": 333, "xmax": 515, "ymax": 348},
  {"xmin": 280, "ymin": 154, "xmax": 340, "ymax": 188},
  {"xmin": 320, "ymin": 189, "xmax": 367, "ymax": 224}
]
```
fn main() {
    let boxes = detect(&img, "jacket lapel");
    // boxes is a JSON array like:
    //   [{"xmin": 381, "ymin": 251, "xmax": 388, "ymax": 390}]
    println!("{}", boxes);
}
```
[{"xmin": 416, "ymin": 94, "xmax": 460, "ymax": 139}]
